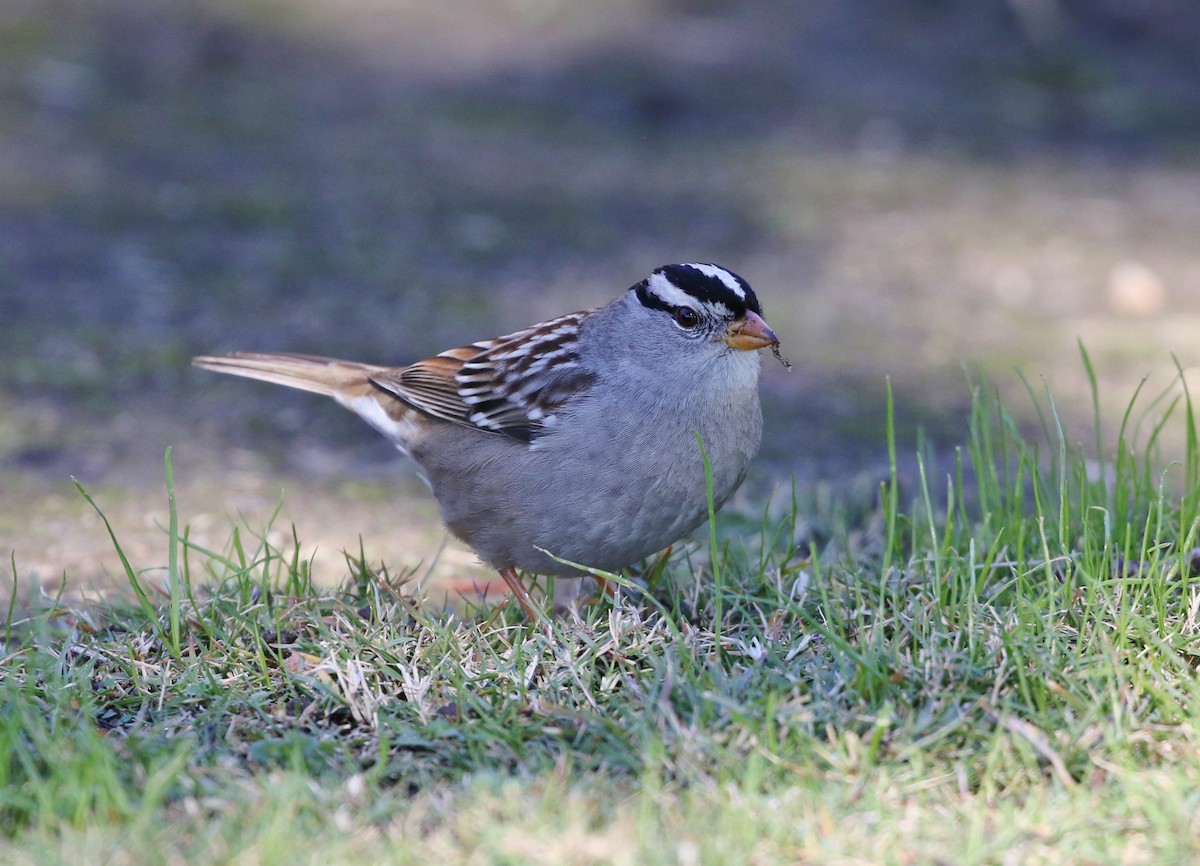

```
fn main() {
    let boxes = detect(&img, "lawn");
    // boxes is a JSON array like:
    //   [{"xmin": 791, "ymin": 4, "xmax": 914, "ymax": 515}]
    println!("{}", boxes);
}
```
[{"xmin": 4, "ymin": 360, "xmax": 1200, "ymax": 865}]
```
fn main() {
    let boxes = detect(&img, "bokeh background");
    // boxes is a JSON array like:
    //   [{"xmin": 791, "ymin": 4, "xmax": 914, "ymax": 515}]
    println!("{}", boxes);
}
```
[{"xmin": 3, "ymin": 0, "xmax": 1200, "ymax": 599}]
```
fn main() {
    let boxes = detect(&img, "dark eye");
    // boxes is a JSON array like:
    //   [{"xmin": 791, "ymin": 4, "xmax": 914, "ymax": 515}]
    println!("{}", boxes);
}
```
[{"xmin": 673, "ymin": 306, "xmax": 701, "ymax": 329}]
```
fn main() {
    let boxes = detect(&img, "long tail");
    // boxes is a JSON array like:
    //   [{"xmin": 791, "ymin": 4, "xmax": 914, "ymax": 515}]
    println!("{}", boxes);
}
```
[
  {"xmin": 192, "ymin": 351, "xmax": 388, "ymax": 398},
  {"xmin": 193, "ymin": 352, "xmax": 415, "ymax": 446}
]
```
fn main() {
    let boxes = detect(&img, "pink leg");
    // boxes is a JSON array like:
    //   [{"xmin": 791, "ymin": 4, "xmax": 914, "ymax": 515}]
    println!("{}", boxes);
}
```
[{"xmin": 498, "ymin": 566, "xmax": 544, "ymax": 625}]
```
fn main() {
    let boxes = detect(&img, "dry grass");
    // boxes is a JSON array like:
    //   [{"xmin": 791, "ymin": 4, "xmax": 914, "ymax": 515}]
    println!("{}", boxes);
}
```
[{"xmin": 5, "ymin": 369, "xmax": 1200, "ymax": 863}]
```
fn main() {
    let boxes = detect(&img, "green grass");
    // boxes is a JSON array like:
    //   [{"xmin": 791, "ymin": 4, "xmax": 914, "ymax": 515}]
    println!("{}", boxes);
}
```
[{"xmin": 5, "ymin": 358, "xmax": 1200, "ymax": 864}]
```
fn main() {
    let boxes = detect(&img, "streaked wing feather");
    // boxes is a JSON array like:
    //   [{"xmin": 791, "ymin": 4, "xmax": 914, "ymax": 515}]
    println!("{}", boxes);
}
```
[
  {"xmin": 368, "ymin": 311, "xmax": 595, "ymax": 440},
  {"xmin": 371, "ymin": 356, "xmax": 471, "ymax": 426}
]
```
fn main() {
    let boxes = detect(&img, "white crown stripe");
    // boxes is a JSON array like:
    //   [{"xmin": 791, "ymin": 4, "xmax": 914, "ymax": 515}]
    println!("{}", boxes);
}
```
[
  {"xmin": 645, "ymin": 272, "xmax": 701, "ymax": 309},
  {"xmin": 682, "ymin": 263, "xmax": 746, "ymax": 299}
]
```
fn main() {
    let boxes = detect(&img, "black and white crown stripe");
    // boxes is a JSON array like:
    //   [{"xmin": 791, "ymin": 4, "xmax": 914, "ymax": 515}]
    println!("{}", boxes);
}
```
[
  {"xmin": 684, "ymin": 263, "xmax": 750, "ymax": 298},
  {"xmin": 635, "ymin": 263, "xmax": 762, "ymax": 319}
]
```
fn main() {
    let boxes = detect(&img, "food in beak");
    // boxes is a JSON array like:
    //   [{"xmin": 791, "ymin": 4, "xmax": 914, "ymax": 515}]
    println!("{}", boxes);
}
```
[{"xmin": 724, "ymin": 310, "xmax": 779, "ymax": 351}]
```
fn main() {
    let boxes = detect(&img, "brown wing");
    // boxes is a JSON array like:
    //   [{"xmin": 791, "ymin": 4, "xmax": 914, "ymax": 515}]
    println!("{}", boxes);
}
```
[{"xmin": 369, "ymin": 312, "xmax": 595, "ymax": 441}]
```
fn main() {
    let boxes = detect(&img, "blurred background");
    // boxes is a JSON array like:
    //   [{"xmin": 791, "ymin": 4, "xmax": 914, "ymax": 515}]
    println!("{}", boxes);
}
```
[{"xmin": 3, "ymin": 0, "xmax": 1200, "ymax": 599}]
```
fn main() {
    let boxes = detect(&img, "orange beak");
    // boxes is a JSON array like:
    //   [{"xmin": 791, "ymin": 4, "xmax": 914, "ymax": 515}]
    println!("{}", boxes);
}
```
[{"xmin": 723, "ymin": 310, "xmax": 779, "ymax": 351}]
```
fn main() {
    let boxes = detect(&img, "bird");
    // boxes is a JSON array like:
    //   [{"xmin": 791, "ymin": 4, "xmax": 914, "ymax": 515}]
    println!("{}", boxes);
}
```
[{"xmin": 193, "ymin": 263, "xmax": 781, "ymax": 623}]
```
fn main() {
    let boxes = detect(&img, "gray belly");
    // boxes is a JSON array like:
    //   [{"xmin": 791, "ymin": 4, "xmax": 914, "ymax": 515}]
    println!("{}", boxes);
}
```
[{"xmin": 412, "ymin": 399, "xmax": 762, "ymax": 576}]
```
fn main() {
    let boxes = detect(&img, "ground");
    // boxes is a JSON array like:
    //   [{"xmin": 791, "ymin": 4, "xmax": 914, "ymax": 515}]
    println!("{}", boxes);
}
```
[{"xmin": 5, "ymin": 4, "xmax": 1200, "ymax": 862}]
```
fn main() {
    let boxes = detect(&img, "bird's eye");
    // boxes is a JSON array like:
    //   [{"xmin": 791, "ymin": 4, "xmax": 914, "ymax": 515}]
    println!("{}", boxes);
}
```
[{"xmin": 673, "ymin": 307, "xmax": 701, "ymax": 329}]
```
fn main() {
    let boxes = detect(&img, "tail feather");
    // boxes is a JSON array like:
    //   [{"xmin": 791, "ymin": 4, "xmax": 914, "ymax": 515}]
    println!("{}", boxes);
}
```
[
  {"xmin": 194, "ymin": 351, "xmax": 424, "ymax": 449},
  {"xmin": 192, "ymin": 352, "xmax": 387, "ymax": 399}
]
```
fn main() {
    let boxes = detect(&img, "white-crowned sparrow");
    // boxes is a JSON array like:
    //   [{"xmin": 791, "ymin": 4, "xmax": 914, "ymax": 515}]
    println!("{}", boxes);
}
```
[{"xmin": 194, "ymin": 263, "xmax": 780, "ymax": 621}]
